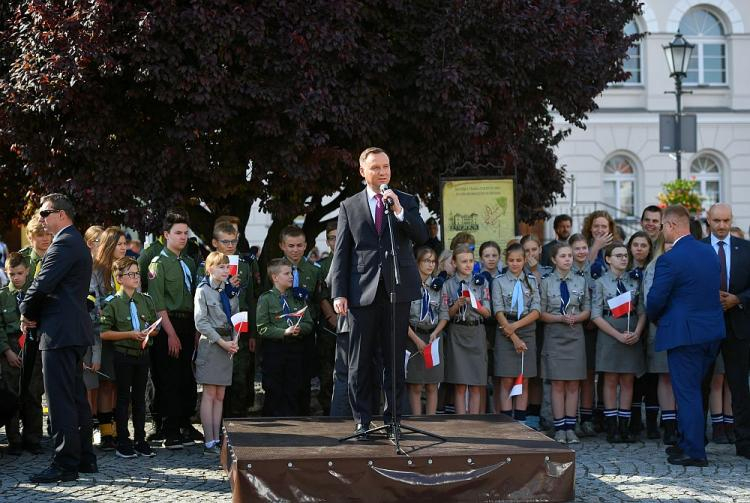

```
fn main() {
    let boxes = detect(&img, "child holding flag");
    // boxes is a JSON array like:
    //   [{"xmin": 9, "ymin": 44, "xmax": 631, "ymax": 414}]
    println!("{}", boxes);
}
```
[
  {"xmin": 491, "ymin": 243, "xmax": 541, "ymax": 420},
  {"xmin": 439, "ymin": 244, "xmax": 491, "ymax": 415},
  {"xmin": 256, "ymin": 258, "xmax": 313, "ymax": 417},
  {"xmin": 540, "ymin": 243, "xmax": 591, "ymax": 444},
  {"xmin": 591, "ymin": 242, "xmax": 646, "ymax": 444},
  {"xmin": 194, "ymin": 252, "xmax": 239, "ymax": 455},
  {"xmin": 406, "ymin": 246, "xmax": 447, "ymax": 415}
]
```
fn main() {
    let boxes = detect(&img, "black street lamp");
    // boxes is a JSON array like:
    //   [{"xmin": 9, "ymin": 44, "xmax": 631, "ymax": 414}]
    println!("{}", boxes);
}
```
[{"xmin": 663, "ymin": 33, "xmax": 695, "ymax": 180}]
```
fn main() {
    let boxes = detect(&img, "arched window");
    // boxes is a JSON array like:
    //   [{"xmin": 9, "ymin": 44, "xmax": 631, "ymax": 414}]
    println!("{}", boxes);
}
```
[
  {"xmin": 603, "ymin": 155, "xmax": 637, "ymax": 216},
  {"xmin": 690, "ymin": 155, "xmax": 722, "ymax": 206},
  {"xmin": 679, "ymin": 9, "xmax": 727, "ymax": 85},
  {"xmin": 623, "ymin": 20, "xmax": 641, "ymax": 84}
]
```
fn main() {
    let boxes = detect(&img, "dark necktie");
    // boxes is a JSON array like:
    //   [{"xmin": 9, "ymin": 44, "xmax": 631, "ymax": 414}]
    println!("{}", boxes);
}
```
[
  {"xmin": 560, "ymin": 279, "xmax": 570, "ymax": 315},
  {"xmin": 616, "ymin": 278, "xmax": 627, "ymax": 295},
  {"xmin": 718, "ymin": 241, "xmax": 728, "ymax": 291},
  {"xmin": 375, "ymin": 194, "xmax": 384, "ymax": 235}
]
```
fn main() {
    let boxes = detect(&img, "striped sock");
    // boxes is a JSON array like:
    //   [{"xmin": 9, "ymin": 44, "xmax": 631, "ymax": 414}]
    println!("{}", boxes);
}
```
[
  {"xmin": 554, "ymin": 417, "xmax": 565, "ymax": 431},
  {"xmin": 604, "ymin": 409, "xmax": 618, "ymax": 419},
  {"xmin": 661, "ymin": 409, "xmax": 677, "ymax": 423},
  {"xmin": 645, "ymin": 405, "xmax": 660, "ymax": 413},
  {"xmin": 565, "ymin": 416, "xmax": 577, "ymax": 431},
  {"xmin": 618, "ymin": 409, "xmax": 631, "ymax": 420},
  {"xmin": 580, "ymin": 408, "xmax": 593, "ymax": 423},
  {"xmin": 711, "ymin": 413, "xmax": 724, "ymax": 424},
  {"xmin": 725, "ymin": 414, "xmax": 735, "ymax": 425},
  {"xmin": 514, "ymin": 409, "xmax": 527, "ymax": 421}
]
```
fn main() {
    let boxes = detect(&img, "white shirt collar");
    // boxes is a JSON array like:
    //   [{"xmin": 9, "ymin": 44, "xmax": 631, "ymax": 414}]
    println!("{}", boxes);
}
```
[{"xmin": 365, "ymin": 185, "xmax": 379, "ymax": 200}]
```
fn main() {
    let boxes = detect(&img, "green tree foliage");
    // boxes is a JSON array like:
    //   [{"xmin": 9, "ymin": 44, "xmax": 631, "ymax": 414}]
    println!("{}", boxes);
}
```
[{"xmin": 0, "ymin": 0, "xmax": 640, "ymax": 247}]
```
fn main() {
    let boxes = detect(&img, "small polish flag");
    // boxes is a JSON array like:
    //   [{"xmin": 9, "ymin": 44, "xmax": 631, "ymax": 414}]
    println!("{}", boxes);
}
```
[
  {"xmin": 276, "ymin": 306, "xmax": 307, "ymax": 319},
  {"xmin": 231, "ymin": 311, "xmax": 249, "ymax": 333},
  {"xmin": 461, "ymin": 284, "xmax": 482, "ymax": 310},
  {"xmin": 422, "ymin": 339, "xmax": 441, "ymax": 369},
  {"xmin": 18, "ymin": 333, "xmax": 26, "ymax": 350},
  {"xmin": 228, "ymin": 255, "xmax": 240, "ymax": 276},
  {"xmin": 607, "ymin": 291, "xmax": 632, "ymax": 318},
  {"xmin": 509, "ymin": 373, "xmax": 524, "ymax": 398}
]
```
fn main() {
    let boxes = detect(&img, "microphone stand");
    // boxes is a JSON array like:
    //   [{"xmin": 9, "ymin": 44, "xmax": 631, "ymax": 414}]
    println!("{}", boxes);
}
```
[{"xmin": 339, "ymin": 193, "xmax": 445, "ymax": 454}]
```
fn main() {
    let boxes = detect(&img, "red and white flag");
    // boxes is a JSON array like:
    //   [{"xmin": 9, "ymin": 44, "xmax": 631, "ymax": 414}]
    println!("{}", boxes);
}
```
[
  {"xmin": 509, "ymin": 351, "xmax": 525, "ymax": 398},
  {"xmin": 18, "ymin": 333, "xmax": 26, "ymax": 350},
  {"xmin": 275, "ymin": 306, "xmax": 307, "ymax": 319},
  {"xmin": 231, "ymin": 311, "xmax": 249, "ymax": 333},
  {"xmin": 461, "ymin": 284, "xmax": 482, "ymax": 310},
  {"xmin": 422, "ymin": 339, "xmax": 441, "ymax": 369},
  {"xmin": 607, "ymin": 291, "xmax": 632, "ymax": 318},
  {"xmin": 228, "ymin": 255, "xmax": 240, "ymax": 276}
]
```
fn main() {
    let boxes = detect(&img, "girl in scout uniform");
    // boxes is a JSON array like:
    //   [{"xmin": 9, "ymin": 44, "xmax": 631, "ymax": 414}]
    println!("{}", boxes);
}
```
[
  {"xmin": 480, "ymin": 241, "xmax": 502, "ymax": 414},
  {"xmin": 99, "ymin": 257, "xmax": 158, "ymax": 459},
  {"xmin": 569, "ymin": 233, "xmax": 598, "ymax": 436},
  {"xmin": 439, "ymin": 244, "xmax": 491, "ymax": 415},
  {"xmin": 406, "ymin": 247, "xmax": 447, "ymax": 415},
  {"xmin": 491, "ymin": 243, "xmax": 540, "ymax": 420},
  {"xmin": 643, "ymin": 241, "xmax": 678, "ymax": 445},
  {"xmin": 540, "ymin": 243, "xmax": 590, "ymax": 444},
  {"xmin": 591, "ymin": 243, "xmax": 646, "ymax": 444},
  {"xmin": 194, "ymin": 252, "xmax": 239, "ymax": 455}
]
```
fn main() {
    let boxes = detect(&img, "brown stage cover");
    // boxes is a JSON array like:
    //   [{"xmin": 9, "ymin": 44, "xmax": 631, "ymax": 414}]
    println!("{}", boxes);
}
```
[{"xmin": 222, "ymin": 415, "xmax": 574, "ymax": 502}]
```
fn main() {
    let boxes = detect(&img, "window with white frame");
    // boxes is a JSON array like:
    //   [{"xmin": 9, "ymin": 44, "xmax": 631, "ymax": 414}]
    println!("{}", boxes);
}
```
[
  {"xmin": 623, "ymin": 20, "xmax": 641, "ymax": 84},
  {"xmin": 603, "ymin": 155, "xmax": 637, "ymax": 217},
  {"xmin": 679, "ymin": 9, "xmax": 727, "ymax": 85},
  {"xmin": 690, "ymin": 155, "xmax": 722, "ymax": 206}
]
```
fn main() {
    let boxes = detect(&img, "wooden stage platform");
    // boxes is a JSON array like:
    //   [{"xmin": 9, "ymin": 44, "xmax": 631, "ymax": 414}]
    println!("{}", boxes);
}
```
[{"xmin": 221, "ymin": 415, "xmax": 575, "ymax": 502}]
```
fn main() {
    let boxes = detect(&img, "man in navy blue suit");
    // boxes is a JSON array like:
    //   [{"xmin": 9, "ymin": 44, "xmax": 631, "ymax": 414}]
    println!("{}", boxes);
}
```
[
  {"xmin": 647, "ymin": 205, "xmax": 725, "ymax": 466},
  {"xmin": 20, "ymin": 194, "xmax": 97, "ymax": 482}
]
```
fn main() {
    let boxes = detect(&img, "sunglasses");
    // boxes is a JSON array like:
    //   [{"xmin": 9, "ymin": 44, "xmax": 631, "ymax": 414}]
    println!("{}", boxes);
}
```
[{"xmin": 39, "ymin": 209, "xmax": 62, "ymax": 218}]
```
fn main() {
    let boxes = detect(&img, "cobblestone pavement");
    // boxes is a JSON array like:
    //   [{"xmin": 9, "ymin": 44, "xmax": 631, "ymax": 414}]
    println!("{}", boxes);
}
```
[{"xmin": 2, "ymin": 426, "xmax": 749, "ymax": 501}]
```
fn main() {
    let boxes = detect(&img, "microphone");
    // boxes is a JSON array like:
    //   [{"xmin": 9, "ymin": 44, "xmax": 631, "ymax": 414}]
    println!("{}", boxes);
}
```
[{"xmin": 379, "ymin": 184, "xmax": 394, "ymax": 207}]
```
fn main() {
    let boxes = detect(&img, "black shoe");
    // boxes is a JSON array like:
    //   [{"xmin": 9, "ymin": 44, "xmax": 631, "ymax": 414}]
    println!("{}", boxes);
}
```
[
  {"xmin": 99, "ymin": 435, "xmax": 116, "ymax": 452},
  {"xmin": 712, "ymin": 423, "xmax": 730, "ymax": 444},
  {"xmin": 663, "ymin": 423, "xmax": 679, "ymax": 446},
  {"xmin": 23, "ymin": 442, "xmax": 44, "ymax": 455},
  {"xmin": 665, "ymin": 445, "xmax": 683, "ymax": 457},
  {"xmin": 7, "ymin": 444, "xmax": 23, "ymax": 456},
  {"xmin": 354, "ymin": 423, "xmax": 371, "ymax": 441},
  {"xmin": 29, "ymin": 464, "xmax": 78, "ymax": 483},
  {"xmin": 606, "ymin": 417, "xmax": 621, "ymax": 443},
  {"xmin": 726, "ymin": 426, "xmax": 736, "ymax": 444},
  {"xmin": 667, "ymin": 454, "xmax": 708, "ymax": 467},
  {"xmin": 164, "ymin": 435, "xmax": 184, "ymax": 450},
  {"xmin": 115, "ymin": 443, "xmax": 138, "ymax": 459},
  {"xmin": 147, "ymin": 429, "xmax": 165, "ymax": 442},
  {"xmin": 619, "ymin": 419, "xmax": 635, "ymax": 444},
  {"xmin": 135, "ymin": 441, "xmax": 156, "ymax": 458},
  {"xmin": 78, "ymin": 461, "xmax": 99, "ymax": 474},
  {"xmin": 181, "ymin": 425, "xmax": 204, "ymax": 443}
]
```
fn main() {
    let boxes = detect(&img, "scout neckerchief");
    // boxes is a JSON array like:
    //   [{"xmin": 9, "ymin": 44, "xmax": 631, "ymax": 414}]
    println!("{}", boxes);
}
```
[
  {"xmin": 419, "ymin": 285, "xmax": 435, "ymax": 324},
  {"xmin": 161, "ymin": 248, "xmax": 192, "ymax": 293},
  {"xmin": 129, "ymin": 296, "xmax": 141, "ymax": 331},
  {"xmin": 280, "ymin": 292, "xmax": 293, "ymax": 326},
  {"xmin": 457, "ymin": 279, "xmax": 468, "ymax": 321},
  {"xmin": 616, "ymin": 276, "xmax": 627, "ymax": 295},
  {"xmin": 559, "ymin": 276, "xmax": 570, "ymax": 315},
  {"xmin": 510, "ymin": 275, "xmax": 524, "ymax": 316},
  {"xmin": 292, "ymin": 265, "xmax": 300, "ymax": 288}
]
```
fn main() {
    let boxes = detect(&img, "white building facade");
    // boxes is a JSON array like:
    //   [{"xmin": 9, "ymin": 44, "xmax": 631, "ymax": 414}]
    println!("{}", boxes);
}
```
[{"xmin": 549, "ymin": 0, "xmax": 750, "ymax": 238}]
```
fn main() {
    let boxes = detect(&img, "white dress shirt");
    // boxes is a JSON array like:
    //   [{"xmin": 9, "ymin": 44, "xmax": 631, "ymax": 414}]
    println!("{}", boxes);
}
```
[{"xmin": 365, "ymin": 186, "xmax": 404, "ymax": 224}]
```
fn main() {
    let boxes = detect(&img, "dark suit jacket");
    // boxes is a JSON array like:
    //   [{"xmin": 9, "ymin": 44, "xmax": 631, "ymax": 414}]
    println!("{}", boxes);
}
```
[
  {"xmin": 330, "ymin": 188, "xmax": 428, "ymax": 307},
  {"xmin": 20, "ymin": 225, "xmax": 95, "ymax": 350},
  {"xmin": 646, "ymin": 234, "xmax": 725, "ymax": 352},
  {"xmin": 703, "ymin": 235, "xmax": 750, "ymax": 339}
]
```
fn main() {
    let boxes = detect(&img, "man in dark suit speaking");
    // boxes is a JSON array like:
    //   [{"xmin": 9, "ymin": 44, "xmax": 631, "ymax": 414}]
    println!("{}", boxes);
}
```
[
  {"xmin": 330, "ymin": 147, "xmax": 427, "ymax": 437},
  {"xmin": 20, "ymin": 194, "xmax": 97, "ymax": 482},
  {"xmin": 704, "ymin": 203, "xmax": 750, "ymax": 460},
  {"xmin": 647, "ymin": 205, "xmax": 724, "ymax": 467}
]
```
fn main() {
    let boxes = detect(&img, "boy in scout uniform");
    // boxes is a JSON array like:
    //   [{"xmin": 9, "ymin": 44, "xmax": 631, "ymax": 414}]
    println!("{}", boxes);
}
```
[
  {"xmin": 196, "ymin": 220, "xmax": 258, "ymax": 417},
  {"xmin": 278, "ymin": 225, "xmax": 321, "ymax": 414},
  {"xmin": 317, "ymin": 221, "xmax": 338, "ymax": 415},
  {"xmin": 257, "ymin": 258, "xmax": 314, "ymax": 416},
  {"xmin": 19, "ymin": 213, "xmax": 53, "ymax": 288},
  {"xmin": 147, "ymin": 211, "xmax": 201, "ymax": 449},
  {"xmin": 137, "ymin": 235, "xmax": 164, "ymax": 293},
  {"xmin": 100, "ymin": 257, "xmax": 158, "ymax": 458},
  {"xmin": 0, "ymin": 253, "xmax": 44, "ymax": 455}
]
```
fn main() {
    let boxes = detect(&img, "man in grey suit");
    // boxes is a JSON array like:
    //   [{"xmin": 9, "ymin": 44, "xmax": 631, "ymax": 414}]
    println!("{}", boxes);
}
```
[
  {"xmin": 704, "ymin": 203, "xmax": 750, "ymax": 460},
  {"xmin": 20, "ymin": 194, "xmax": 97, "ymax": 482},
  {"xmin": 330, "ymin": 147, "xmax": 427, "ymax": 436}
]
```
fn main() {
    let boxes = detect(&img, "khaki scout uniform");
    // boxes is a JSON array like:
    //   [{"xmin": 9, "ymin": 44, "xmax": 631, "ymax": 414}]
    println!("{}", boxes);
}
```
[
  {"xmin": 148, "ymin": 246, "xmax": 197, "ymax": 438},
  {"xmin": 19, "ymin": 247, "xmax": 43, "ymax": 290},
  {"xmin": 0, "ymin": 284, "xmax": 44, "ymax": 448},
  {"xmin": 256, "ymin": 286, "xmax": 313, "ymax": 416}
]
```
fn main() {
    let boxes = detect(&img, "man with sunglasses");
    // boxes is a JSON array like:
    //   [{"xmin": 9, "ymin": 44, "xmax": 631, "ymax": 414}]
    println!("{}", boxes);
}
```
[{"xmin": 20, "ymin": 194, "xmax": 97, "ymax": 482}]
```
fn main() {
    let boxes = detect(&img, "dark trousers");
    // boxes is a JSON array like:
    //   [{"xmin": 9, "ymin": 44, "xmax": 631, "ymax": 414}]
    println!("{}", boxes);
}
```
[
  {"xmin": 2, "ymin": 340, "xmax": 44, "ymax": 446},
  {"xmin": 113, "ymin": 350, "xmax": 150, "ymax": 444},
  {"xmin": 348, "ymin": 281, "xmax": 409, "ymax": 425},
  {"xmin": 668, "ymin": 340, "xmax": 721, "ymax": 460},
  {"xmin": 722, "ymin": 331, "xmax": 750, "ymax": 453},
  {"xmin": 317, "ymin": 323, "xmax": 337, "ymax": 415},
  {"xmin": 224, "ymin": 333, "xmax": 255, "ymax": 417},
  {"xmin": 330, "ymin": 331, "xmax": 352, "ymax": 417},
  {"xmin": 261, "ymin": 339, "xmax": 305, "ymax": 416},
  {"xmin": 151, "ymin": 316, "xmax": 196, "ymax": 435},
  {"xmin": 42, "ymin": 345, "xmax": 96, "ymax": 471}
]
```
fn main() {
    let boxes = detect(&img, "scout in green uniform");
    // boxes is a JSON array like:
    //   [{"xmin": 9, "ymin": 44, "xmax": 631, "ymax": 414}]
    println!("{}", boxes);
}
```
[
  {"xmin": 100, "ymin": 257, "xmax": 158, "ymax": 458},
  {"xmin": 0, "ymin": 253, "xmax": 44, "ymax": 455},
  {"xmin": 147, "ymin": 211, "xmax": 200, "ymax": 449},
  {"xmin": 196, "ymin": 220, "xmax": 257, "ymax": 417},
  {"xmin": 137, "ymin": 236, "xmax": 164, "ymax": 292},
  {"xmin": 317, "ymin": 221, "xmax": 338, "ymax": 416},
  {"xmin": 278, "ymin": 225, "xmax": 321, "ymax": 415},
  {"xmin": 257, "ymin": 258, "xmax": 314, "ymax": 416},
  {"xmin": 19, "ymin": 213, "xmax": 53, "ymax": 289}
]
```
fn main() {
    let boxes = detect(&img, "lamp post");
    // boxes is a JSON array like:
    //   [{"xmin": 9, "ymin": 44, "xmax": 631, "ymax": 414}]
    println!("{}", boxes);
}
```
[{"xmin": 663, "ymin": 33, "xmax": 695, "ymax": 180}]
